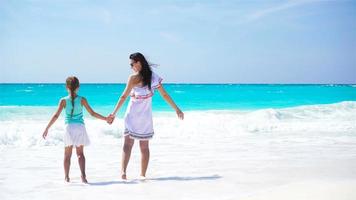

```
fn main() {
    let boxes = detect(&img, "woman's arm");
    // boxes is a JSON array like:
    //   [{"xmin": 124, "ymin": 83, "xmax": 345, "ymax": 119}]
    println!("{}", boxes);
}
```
[
  {"xmin": 157, "ymin": 85, "xmax": 184, "ymax": 120},
  {"xmin": 111, "ymin": 75, "xmax": 136, "ymax": 116},
  {"xmin": 42, "ymin": 99, "xmax": 65, "ymax": 139},
  {"xmin": 81, "ymin": 97, "xmax": 107, "ymax": 121}
]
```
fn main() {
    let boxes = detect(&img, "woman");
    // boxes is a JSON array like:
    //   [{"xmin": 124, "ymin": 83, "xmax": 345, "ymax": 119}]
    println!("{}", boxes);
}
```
[{"xmin": 109, "ymin": 52, "xmax": 184, "ymax": 180}]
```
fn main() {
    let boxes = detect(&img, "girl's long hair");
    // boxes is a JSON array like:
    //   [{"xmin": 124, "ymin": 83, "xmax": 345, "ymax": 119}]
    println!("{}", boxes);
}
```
[
  {"xmin": 65, "ymin": 76, "xmax": 80, "ymax": 117},
  {"xmin": 129, "ymin": 52, "xmax": 153, "ymax": 90}
]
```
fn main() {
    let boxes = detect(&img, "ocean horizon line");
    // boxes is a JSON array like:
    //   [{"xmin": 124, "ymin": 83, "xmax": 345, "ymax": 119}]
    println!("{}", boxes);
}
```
[{"xmin": 1, "ymin": 82, "xmax": 356, "ymax": 85}]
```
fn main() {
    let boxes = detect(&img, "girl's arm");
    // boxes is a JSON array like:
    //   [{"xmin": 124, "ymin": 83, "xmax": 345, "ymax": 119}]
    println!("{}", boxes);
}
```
[
  {"xmin": 111, "ymin": 75, "xmax": 136, "ymax": 116},
  {"xmin": 81, "ymin": 97, "xmax": 107, "ymax": 121},
  {"xmin": 42, "ymin": 99, "xmax": 65, "ymax": 139},
  {"xmin": 157, "ymin": 85, "xmax": 184, "ymax": 120}
]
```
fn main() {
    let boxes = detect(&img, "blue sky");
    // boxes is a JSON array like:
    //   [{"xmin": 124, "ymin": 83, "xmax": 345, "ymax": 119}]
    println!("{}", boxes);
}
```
[{"xmin": 0, "ymin": 0, "xmax": 355, "ymax": 83}]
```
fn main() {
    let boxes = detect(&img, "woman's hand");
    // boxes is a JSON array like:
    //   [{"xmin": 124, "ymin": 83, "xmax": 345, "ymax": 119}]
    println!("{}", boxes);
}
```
[
  {"xmin": 157, "ymin": 86, "xmax": 184, "ymax": 120},
  {"xmin": 176, "ymin": 109, "xmax": 184, "ymax": 120}
]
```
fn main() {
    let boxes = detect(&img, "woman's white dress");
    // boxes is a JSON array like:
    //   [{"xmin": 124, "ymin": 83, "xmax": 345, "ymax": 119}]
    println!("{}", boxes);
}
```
[{"xmin": 123, "ymin": 72, "xmax": 163, "ymax": 140}]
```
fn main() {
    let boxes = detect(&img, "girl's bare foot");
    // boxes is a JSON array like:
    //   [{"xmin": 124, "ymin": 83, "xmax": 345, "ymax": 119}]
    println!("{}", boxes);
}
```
[
  {"xmin": 65, "ymin": 177, "xmax": 70, "ymax": 182},
  {"xmin": 81, "ymin": 175, "xmax": 88, "ymax": 184},
  {"xmin": 121, "ymin": 173, "xmax": 127, "ymax": 180}
]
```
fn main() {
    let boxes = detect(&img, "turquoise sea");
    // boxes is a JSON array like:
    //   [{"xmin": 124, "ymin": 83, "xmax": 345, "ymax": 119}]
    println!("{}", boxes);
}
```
[{"xmin": 1, "ymin": 84, "xmax": 355, "ymax": 112}]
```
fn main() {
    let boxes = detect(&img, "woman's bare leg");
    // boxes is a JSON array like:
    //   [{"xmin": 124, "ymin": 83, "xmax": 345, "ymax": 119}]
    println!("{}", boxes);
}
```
[
  {"xmin": 139, "ymin": 140, "xmax": 150, "ymax": 178},
  {"xmin": 76, "ymin": 145, "xmax": 87, "ymax": 183},
  {"xmin": 121, "ymin": 135, "xmax": 134, "ymax": 179},
  {"xmin": 64, "ymin": 146, "xmax": 73, "ymax": 182}
]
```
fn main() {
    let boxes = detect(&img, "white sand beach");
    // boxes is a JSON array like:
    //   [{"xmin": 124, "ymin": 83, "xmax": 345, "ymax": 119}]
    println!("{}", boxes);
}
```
[{"xmin": 244, "ymin": 180, "xmax": 356, "ymax": 200}]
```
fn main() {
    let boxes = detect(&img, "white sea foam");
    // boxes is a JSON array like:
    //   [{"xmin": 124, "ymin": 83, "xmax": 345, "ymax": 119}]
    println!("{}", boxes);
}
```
[{"xmin": 0, "ymin": 101, "xmax": 355, "ymax": 147}]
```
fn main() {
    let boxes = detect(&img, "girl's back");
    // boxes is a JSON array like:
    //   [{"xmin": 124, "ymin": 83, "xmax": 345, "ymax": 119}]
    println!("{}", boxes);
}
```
[{"xmin": 63, "ymin": 95, "xmax": 84, "ymax": 124}]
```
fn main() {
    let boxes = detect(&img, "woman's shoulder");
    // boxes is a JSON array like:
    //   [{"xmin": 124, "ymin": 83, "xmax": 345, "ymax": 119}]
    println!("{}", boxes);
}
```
[
  {"xmin": 151, "ymin": 71, "xmax": 163, "ymax": 88},
  {"xmin": 129, "ymin": 73, "xmax": 141, "ymax": 79},
  {"xmin": 128, "ymin": 74, "xmax": 142, "ymax": 85}
]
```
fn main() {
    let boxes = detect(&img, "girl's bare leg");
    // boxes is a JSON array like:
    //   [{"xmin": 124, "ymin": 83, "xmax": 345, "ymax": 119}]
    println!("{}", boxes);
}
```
[
  {"xmin": 121, "ymin": 135, "xmax": 134, "ymax": 179},
  {"xmin": 139, "ymin": 140, "xmax": 150, "ymax": 178},
  {"xmin": 64, "ymin": 146, "xmax": 73, "ymax": 182},
  {"xmin": 76, "ymin": 145, "xmax": 87, "ymax": 183}
]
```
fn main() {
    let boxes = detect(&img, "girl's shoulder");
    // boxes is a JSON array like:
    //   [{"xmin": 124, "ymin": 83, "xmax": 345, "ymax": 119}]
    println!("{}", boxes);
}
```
[
  {"xmin": 79, "ymin": 95, "xmax": 86, "ymax": 102},
  {"xmin": 58, "ymin": 97, "xmax": 67, "ymax": 107},
  {"xmin": 61, "ymin": 95, "xmax": 70, "ymax": 101},
  {"xmin": 79, "ymin": 96, "xmax": 88, "ymax": 106}
]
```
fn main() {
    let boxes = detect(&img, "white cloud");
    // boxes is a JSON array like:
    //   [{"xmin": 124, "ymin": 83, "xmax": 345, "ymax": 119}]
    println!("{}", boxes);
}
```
[{"xmin": 246, "ymin": 0, "xmax": 320, "ymax": 22}]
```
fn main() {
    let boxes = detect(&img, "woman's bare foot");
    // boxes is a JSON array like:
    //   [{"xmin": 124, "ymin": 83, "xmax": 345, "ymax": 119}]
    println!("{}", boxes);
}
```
[
  {"xmin": 121, "ymin": 173, "xmax": 127, "ymax": 180},
  {"xmin": 65, "ymin": 177, "xmax": 70, "ymax": 182},
  {"xmin": 81, "ymin": 175, "xmax": 88, "ymax": 184}
]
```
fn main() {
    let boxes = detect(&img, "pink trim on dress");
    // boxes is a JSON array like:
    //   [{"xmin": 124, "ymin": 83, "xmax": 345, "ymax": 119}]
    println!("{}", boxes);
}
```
[{"xmin": 130, "ymin": 92, "xmax": 154, "ymax": 99}]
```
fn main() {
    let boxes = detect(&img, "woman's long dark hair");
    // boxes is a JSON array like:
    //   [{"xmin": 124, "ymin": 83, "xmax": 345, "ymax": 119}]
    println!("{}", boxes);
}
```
[
  {"xmin": 129, "ymin": 52, "xmax": 152, "ymax": 90},
  {"xmin": 65, "ymin": 76, "xmax": 79, "ymax": 118}
]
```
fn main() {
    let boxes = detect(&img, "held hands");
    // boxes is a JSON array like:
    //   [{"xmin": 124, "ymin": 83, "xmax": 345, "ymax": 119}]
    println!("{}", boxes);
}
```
[
  {"xmin": 176, "ymin": 109, "xmax": 184, "ymax": 120},
  {"xmin": 106, "ymin": 114, "xmax": 115, "ymax": 124}
]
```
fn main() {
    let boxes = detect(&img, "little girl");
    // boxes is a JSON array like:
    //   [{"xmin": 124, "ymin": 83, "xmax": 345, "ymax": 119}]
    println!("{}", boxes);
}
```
[{"xmin": 42, "ymin": 76, "xmax": 109, "ymax": 183}]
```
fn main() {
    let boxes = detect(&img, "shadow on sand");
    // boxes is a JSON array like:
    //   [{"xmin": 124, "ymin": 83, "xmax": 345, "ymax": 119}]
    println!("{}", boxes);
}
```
[
  {"xmin": 88, "ymin": 180, "xmax": 138, "ymax": 186},
  {"xmin": 148, "ymin": 174, "xmax": 222, "ymax": 181},
  {"xmin": 87, "ymin": 174, "xmax": 221, "ymax": 186}
]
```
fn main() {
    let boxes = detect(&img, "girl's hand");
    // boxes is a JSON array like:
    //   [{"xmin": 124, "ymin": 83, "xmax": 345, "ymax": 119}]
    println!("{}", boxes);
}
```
[
  {"xmin": 42, "ymin": 129, "xmax": 48, "ymax": 139},
  {"xmin": 176, "ymin": 109, "xmax": 184, "ymax": 120}
]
